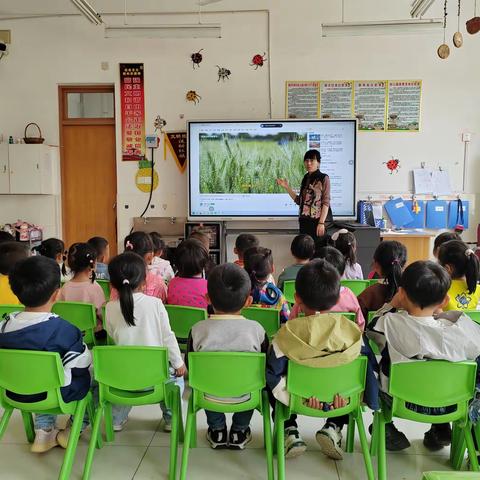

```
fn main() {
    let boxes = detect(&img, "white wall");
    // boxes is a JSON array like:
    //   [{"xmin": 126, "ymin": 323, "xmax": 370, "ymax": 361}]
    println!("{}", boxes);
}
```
[{"xmin": 0, "ymin": 0, "xmax": 479, "ymax": 249}]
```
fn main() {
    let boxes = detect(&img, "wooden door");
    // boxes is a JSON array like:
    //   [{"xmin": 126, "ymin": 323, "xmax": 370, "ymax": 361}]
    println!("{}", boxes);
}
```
[{"xmin": 59, "ymin": 86, "xmax": 117, "ymax": 255}]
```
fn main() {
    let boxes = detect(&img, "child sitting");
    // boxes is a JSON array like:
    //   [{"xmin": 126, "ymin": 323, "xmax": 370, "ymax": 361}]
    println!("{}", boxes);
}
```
[
  {"xmin": 0, "ymin": 256, "xmax": 91, "ymax": 452},
  {"xmin": 167, "ymin": 238, "xmax": 209, "ymax": 309},
  {"xmin": 234, "ymin": 233, "xmax": 259, "ymax": 268},
  {"xmin": 150, "ymin": 232, "xmax": 174, "ymax": 284},
  {"xmin": 88, "ymin": 236, "xmax": 110, "ymax": 280},
  {"xmin": 358, "ymin": 241, "xmax": 407, "ymax": 321},
  {"xmin": 0, "ymin": 241, "xmax": 29, "ymax": 305},
  {"xmin": 243, "ymin": 246, "xmax": 290, "ymax": 324},
  {"xmin": 290, "ymin": 247, "xmax": 365, "ymax": 330},
  {"xmin": 277, "ymin": 234, "xmax": 314, "ymax": 291},
  {"xmin": 187, "ymin": 263, "xmax": 268, "ymax": 450},
  {"xmin": 267, "ymin": 259, "xmax": 362, "ymax": 460},
  {"xmin": 433, "ymin": 232, "xmax": 461, "ymax": 259},
  {"xmin": 105, "ymin": 252, "xmax": 185, "ymax": 431},
  {"xmin": 37, "ymin": 238, "xmax": 70, "ymax": 282},
  {"xmin": 438, "ymin": 239, "xmax": 480, "ymax": 310},
  {"xmin": 332, "ymin": 229, "xmax": 363, "ymax": 280},
  {"xmin": 59, "ymin": 243, "xmax": 105, "ymax": 321},
  {"xmin": 110, "ymin": 232, "xmax": 167, "ymax": 301},
  {"xmin": 367, "ymin": 260, "xmax": 480, "ymax": 451}
]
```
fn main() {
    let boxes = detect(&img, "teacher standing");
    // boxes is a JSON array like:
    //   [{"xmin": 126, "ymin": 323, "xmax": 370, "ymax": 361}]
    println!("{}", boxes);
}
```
[{"xmin": 276, "ymin": 149, "xmax": 333, "ymax": 240}]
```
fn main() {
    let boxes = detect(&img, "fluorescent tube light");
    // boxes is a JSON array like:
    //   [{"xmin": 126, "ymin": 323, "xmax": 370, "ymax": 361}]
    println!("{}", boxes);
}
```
[
  {"xmin": 105, "ymin": 23, "xmax": 221, "ymax": 39},
  {"xmin": 411, "ymin": 0, "xmax": 436, "ymax": 18},
  {"xmin": 321, "ymin": 19, "xmax": 443, "ymax": 37},
  {"xmin": 70, "ymin": 0, "xmax": 103, "ymax": 25}
]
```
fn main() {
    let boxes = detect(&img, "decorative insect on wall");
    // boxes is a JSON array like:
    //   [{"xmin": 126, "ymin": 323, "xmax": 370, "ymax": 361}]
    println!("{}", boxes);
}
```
[
  {"xmin": 250, "ymin": 52, "xmax": 267, "ymax": 69},
  {"xmin": 186, "ymin": 90, "xmax": 201, "ymax": 104},
  {"xmin": 216, "ymin": 65, "xmax": 231, "ymax": 81},
  {"xmin": 190, "ymin": 49, "xmax": 204, "ymax": 69},
  {"xmin": 384, "ymin": 157, "xmax": 400, "ymax": 174}
]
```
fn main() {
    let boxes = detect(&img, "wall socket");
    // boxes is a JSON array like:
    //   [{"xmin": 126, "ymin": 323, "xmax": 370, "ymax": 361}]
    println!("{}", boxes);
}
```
[{"xmin": 462, "ymin": 132, "xmax": 471, "ymax": 142}]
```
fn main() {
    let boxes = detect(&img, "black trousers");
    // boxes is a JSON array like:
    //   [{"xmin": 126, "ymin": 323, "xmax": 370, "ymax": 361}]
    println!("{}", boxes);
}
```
[{"xmin": 299, "ymin": 216, "xmax": 333, "ymax": 245}]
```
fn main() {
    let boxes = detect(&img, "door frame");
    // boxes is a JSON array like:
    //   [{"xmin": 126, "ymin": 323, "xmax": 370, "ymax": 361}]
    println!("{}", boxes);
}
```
[{"xmin": 58, "ymin": 84, "xmax": 117, "ymax": 245}]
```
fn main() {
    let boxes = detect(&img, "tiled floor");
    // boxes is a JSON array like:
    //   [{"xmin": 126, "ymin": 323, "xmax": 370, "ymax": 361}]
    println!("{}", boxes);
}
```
[{"xmin": 0, "ymin": 396, "xmax": 465, "ymax": 480}]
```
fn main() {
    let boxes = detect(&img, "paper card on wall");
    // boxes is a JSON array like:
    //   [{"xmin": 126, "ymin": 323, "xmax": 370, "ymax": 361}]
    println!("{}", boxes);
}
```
[
  {"xmin": 384, "ymin": 197, "xmax": 414, "ymax": 228},
  {"xmin": 432, "ymin": 170, "xmax": 452, "ymax": 196},
  {"xmin": 413, "ymin": 168, "xmax": 433, "ymax": 194},
  {"xmin": 426, "ymin": 200, "xmax": 448, "ymax": 229}
]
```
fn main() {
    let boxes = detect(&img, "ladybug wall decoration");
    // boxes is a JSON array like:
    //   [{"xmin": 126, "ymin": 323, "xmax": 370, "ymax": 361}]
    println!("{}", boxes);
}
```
[
  {"xmin": 250, "ymin": 52, "xmax": 267, "ymax": 69},
  {"xmin": 190, "ymin": 49, "xmax": 203, "ymax": 69},
  {"xmin": 186, "ymin": 90, "xmax": 201, "ymax": 104},
  {"xmin": 216, "ymin": 65, "xmax": 231, "ymax": 81},
  {"xmin": 384, "ymin": 157, "xmax": 400, "ymax": 174}
]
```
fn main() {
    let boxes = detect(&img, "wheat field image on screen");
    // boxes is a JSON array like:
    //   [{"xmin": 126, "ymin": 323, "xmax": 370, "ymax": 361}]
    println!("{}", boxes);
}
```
[{"xmin": 199, "ymin": 132, "xmax": 307, "ymax": 194}]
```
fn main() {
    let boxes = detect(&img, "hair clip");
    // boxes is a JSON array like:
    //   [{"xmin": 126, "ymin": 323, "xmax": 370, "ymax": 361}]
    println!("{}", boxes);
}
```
[
  {"xmin": 391, "ymin": 258, "xmax": 399, "ymax": 265},
  {"xmin": 465, "ymin": 249, "xmax": 475, "ymax": 257},
  {"xmin": 126, "ymin": 240, "xmax": 134, "ymax": 250},
  {"xmin": 122, "ymin": 279, "xmax": 130, "ymax": 285},
  {"xmin": 331, "ymin": 228, "xmax": 349, "ymax": 242}
]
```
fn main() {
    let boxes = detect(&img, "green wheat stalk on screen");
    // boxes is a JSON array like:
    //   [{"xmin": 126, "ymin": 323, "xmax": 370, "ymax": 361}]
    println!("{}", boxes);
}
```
[{"xmin": 199, "ymin": 133, "xmax": 306, "ymax": 194}]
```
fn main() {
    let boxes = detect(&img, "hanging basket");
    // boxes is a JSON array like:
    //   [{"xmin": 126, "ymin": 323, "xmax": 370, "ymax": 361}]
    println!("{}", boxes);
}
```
[{"xmin": 23, "ymin": 122, "xmax": 45, "ymax": 144}]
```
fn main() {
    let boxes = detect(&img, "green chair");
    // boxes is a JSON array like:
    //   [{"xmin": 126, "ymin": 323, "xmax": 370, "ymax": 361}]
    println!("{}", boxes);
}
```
[
  {"xmin": 0, "ymin": 304, "xmax": 25, "ymax": 318},
  {"xmin": 101, "ymin": 305, "xmax": 114, "ymax": 346},
  {"xmin": 274, "ymin": 356, "xmax": 373, "ymax": 480},
  {"xmin": 52, "ymin": 301, "xmax": 97, "ymax": 346},
  {"xmin": 283, "ymin": 280, "xmax": 296, "ymax": 305},
  {"xmin": 164, "ymin": 305, "xmax": 208, "ymax": 351},
  {"xmin": 96, "ymin": 279, "xmax": 111, "ymax": 301},
  {"xmin": 332, "ymin": 312, "xmax": 357, "ymax": 323},
  {"xmin": 83, "ymin": 346, "xmax": 183, "ymax": 480},
  {"xmin": 180, "ymin": 352, "xmax": 273, "ymax": 480},
  {"xmin": 242, "ymin": 306, "xmax": 280, "ymax": 338},
  {"xmin": 0, "ymin": 349, "xmax": 96, "ymax": 480},
  {"xmin": 369, "ymin": 279, "xmax": 380, "ymax": 286},
  {"xmin": 463, "ymin": 310, "xmax": 480, "ymax": 324},
  {"xmin": 423, "ymin": 473, "xmax": 480, "ymax": 479},
  {"xmin": 341, "ymin": 279, "xmax": 371, "ymax": 296},
  {"xmin": 370, "ymin": 360, "xmax": 479, "ymax": 480}
]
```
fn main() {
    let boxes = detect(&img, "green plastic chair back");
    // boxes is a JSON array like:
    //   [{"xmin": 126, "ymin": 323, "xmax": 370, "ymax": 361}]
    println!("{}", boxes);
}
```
[
  {"xmin": 96, "ymin": 279, "xmax": 111, "ymax": 301},
  {"xmin": 341, "ymin": 279, "xmax": 371, "ymax": 296},
  {"xmin": 331, "ymin": 312, "xmax": 357, "ymax": 323},
  {"xmin": 0, "ymin": 304, "xmax": 25, "ymax": 318},
  {"xmin": 423, "ymin": 473, "xmax": 480, "ymax": 479},
  {"xmin": 369, "ymin": 279, "xmax": 380, "ymax": 286},
  {"xmin": 274, "ymin": 356, "xmax": 374, "ymax": 480},
  {"xmin": 0, "ymin": 349, "xmax": 95, "ymax": 480},
  {"xmin": 52, "ymin": 301, "xmax": 97, "ymax": 346},
  {"xmin": 464, "ymin": 310, "xmax": 480, "ymax": 324},
  {"xmin": 180, "ymin": 352, "xmax": 273, "ymax": 480},
  {"xmin": 283, "ymin": 280, "xmax": 296, "ymax": 305},
  {"xmin": 164, "ymin": 305, "xmax": 207, "ymax": 347},
  {"xmin": 242, "ymin": 306, "xmax": 280, "ymax": 338}
]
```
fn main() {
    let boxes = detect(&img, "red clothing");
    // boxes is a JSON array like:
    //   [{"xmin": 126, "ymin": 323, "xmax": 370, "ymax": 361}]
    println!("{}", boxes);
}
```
[
  {"xmin": 110, "ymin": 271, "xmax": 167, "ymax": 302},
  {"xmin": 166, "ymin": 277, "xmax": 208, "ymax": 309}
]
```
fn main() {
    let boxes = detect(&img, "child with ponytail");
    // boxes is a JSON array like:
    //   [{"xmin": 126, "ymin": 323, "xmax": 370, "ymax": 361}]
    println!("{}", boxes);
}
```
[
  {"xmin": 106, "ymin": 252, "xmax": 185, "ymax": 431},
  {"xmin": 358, "ymin": 241, "xmax": 407, "ymax": 320},
  {"xmin": 37, "ymin": 238, "xmax": 70, "ymax": 281},
  {"xmin": 58, "ymin": 242, "xmax": 105, "ymax": 319},
  {"xmin": 243, "ymin": 246, "xmax": 290, "ymax": 324},
  {"xmin": 438, "ymin": 239, "xmax": 480, "ymax": 310},
  {"xmin": 332, "ymin": 229, "xmax": 363, "ymax": 280}
]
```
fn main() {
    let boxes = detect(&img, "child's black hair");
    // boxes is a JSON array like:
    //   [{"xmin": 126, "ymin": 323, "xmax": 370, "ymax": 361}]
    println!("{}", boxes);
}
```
[
  {"xmin": 124, "ymin": 231, "xmax": 154, "ymax": 258},
  {"xmin": 304, "ymin": 149, "xmax": 321, "ymax": 162},
  {"xmin": 67, "ymin": 242, "xmax": 97, "ymax": 283},
  {"xmin": 243, "ymin": 246, "xmax": 274, "ymax": 288},
  {"xmin": 373, "ymin": 241, "xmax": 407, "ymax": 301},
  {"xmin": 150, "ymin": 232, "xmax": 166, "ymax": 255},
  {"xmin": 433, "ymin": 232, "xmax": 461, "ymax": 256},
  {"xmin": 0, "ymin": 231, "xmax": 15, "ymax": 244},
  {"xmin": 207, "ymin": 263, "xmax": 252, "ymax": 313},
  {"xmin": 175, "ymin": 238, "xmax": 209, "ymax": 277},
  {"xmin": 438, "ymin": 240, "xmax": 479, "ymax": 294},
  {"xmin": 10, "ymin": 256, "xmax": 60, "ymax": 307},
  {"xmin": 295, "ymin": 259, "xmax": 340, "ymax": 311},
  {"xmin": 38, "ymin": 238, "xmax": 67, "ymax": 276},
  {"xmin": 315, "ymin": 246, "xmax": 346, "ymax": 276},
  {"xmin": 88, "ymin": 236, "xmax": 109, "ymax": 261},
  {"xmin": 189, "ymin": 229, "xmax": 211, "ymax": 252},
  {"xmin": 108, "ymin": 252, "xmax": 146, "ymax": 327},
  {"xmin": 400, "ymin": 261, "xmax": 451, "ymax": 309},
  {"xmin": 235, "ymin": 233, "xmax": 260, "ymax": 257},
  {"xmin": 291, "ymin": 234, "xmax": 315, "ymax": 261},
  {"xmin": 334, "ymin": 231, "xmax": 357, "ymax": 266},
  {"xmin": 0, "ymin": 241, "xmax": 29, "ymax": 275}
]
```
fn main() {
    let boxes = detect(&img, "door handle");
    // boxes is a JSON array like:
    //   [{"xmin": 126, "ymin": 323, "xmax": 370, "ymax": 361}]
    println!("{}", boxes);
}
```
[{"xmin": 113, "ymin": 202, "xmax": 117, "ymax": 209}]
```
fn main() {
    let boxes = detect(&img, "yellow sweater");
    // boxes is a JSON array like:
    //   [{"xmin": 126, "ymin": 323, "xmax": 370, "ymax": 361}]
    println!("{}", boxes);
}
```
[{"xmin": 0, "ymin": 274, "xmax": 20, "ymax": 304}]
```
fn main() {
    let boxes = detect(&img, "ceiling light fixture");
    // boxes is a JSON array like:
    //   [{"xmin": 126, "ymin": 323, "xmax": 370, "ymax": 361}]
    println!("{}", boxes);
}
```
[
  {"xmin": 105, "ymin": 23, "xmax": 221, "ymax": 39},
  {"xmin": 321, "ymin": 18, "xmax": 443, "ymax": 36},
  {"xmin": 411, "ymin": 0, "xmax": 437, "ymax": 18},
  {"xmin": 70, "ymin": 0, "xmax": 103, "ymax": 25}
]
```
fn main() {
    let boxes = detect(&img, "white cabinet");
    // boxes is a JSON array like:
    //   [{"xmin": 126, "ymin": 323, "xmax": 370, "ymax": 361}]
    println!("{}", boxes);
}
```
[
  {"xmin": 0, "ymin": 144, "xmax": 9, "ymax": 193},
  {"xmin": 0, "ymin": 144, "xmax": 60, "ymax": 195}
]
